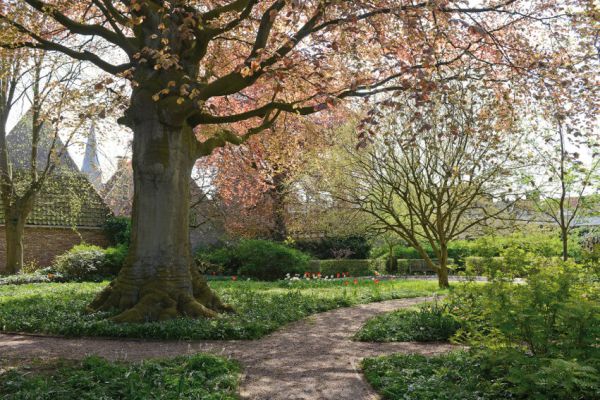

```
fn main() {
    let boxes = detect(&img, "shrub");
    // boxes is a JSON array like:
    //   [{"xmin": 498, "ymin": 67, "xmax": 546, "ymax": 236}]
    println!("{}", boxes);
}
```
[
  {"xmin": 292, "ymin": 235, "xmax": 371, "ymax": 259},
  {"xmin": 103, "ymin": 216, "xmax": 131, "ymax": 245},
  {"xmin": 449, "ymin": 258, "xmax": 600, "ymax": 359},
  {"xmin": 315, "ymin": 259, "xmax": 385, "ymax": 277},
  {"xmin": 464, "ymin": 256, "xmax": 505, "ymax": 277},
  {"xmin": 235, "ymin": 240, "xmax": 310, "ymax": 280},
  {"xmin": 51, "ymin": 244, "xmax": 108, "ymax": 281},
  {"xmin": 396, "ymin": 258, "xmax": 455, "ymax": 275},
  {"xmin": 355, "ymin": 301, "xmax": 460, "ymax": 342},
  {"xmin": 195, "ymin": 246, "xmax": 239, "ymax": 275},
  {"xmin": 49, "ymin": 244, "xmax": 127, "ymax": 281},
  {"xmin": 103, "ymin": 244, "xmax": 128, "ymax": 275}
]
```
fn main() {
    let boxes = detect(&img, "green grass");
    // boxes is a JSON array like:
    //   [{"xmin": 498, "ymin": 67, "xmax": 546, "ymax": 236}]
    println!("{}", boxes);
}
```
[
  {"xmin": 354, "ymin": 302, "xmax": 460, "ymax": 342},
  {"xmin": 0, "ymin": 354, "xmax": 239, "ymax": 400},
  {"xmin": 0, "ymin": 278, "xmax": 443, "ymax": 340},
  {"xmin": 362, "ymin": 350, "xmax": 600, "ymax": 400}
]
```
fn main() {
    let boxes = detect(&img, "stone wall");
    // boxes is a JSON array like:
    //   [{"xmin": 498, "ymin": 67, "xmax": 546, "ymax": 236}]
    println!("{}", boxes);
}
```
[{"xmin": 0, "ymin": 225, "xmax": 109, "ymax": 270}]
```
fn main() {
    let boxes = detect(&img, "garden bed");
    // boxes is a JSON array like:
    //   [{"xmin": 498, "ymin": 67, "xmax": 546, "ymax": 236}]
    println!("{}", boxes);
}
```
[{"xmin": 0, "ymin": 279, "xmax": 443, "ymax": 340}]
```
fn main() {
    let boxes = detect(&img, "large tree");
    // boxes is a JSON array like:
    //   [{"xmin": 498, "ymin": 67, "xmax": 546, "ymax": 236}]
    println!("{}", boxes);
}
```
[
  {"xmin": 342, "ymin": 84, "xmax": 526, "ymax": 287},
  {"xmin": 0, "ymin": 0, "xmax": 574, "ymax": 321}
]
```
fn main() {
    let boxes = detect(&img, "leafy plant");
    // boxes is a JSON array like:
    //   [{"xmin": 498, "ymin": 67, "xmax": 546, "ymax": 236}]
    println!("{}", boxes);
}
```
[
  {"xmin": 0, "ymin": 280, "xmax": 443, "ymax": 340},
  {"xmin": 355, "ymin": 301, "xmax": 460, "ymax": 342},
  {"xmin": 103, "ymin": 216, "xmax": 131, "ymax": 246},
  {"xmin": 0, "ymin": 354, "xmax": 239, "ymax": 400}
]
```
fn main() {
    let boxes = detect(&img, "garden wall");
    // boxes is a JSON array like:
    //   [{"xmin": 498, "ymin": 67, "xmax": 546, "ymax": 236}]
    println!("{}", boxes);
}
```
[{"xmin": 0, "ymin": 225, "xmax": 109, "ymax": 270}]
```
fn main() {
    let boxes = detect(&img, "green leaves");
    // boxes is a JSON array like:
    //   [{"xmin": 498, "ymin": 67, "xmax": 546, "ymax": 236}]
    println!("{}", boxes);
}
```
[{"xmin": 0, "ymin": 354, "xmax": 240, "ymax": 400}]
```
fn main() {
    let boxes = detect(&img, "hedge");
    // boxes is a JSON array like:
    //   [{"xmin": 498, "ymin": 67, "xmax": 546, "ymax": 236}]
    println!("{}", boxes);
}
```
[
  {"xmin": 397, "ymin": 259, "xmax": 455, "ymax": 275},
  {"xmin": 308, "ymin": 259, "xmax": 386, "ymax": 277}
]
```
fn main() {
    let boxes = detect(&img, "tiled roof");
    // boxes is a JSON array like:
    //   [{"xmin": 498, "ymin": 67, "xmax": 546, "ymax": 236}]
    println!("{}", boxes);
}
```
[{"xmin": 1, "ymin": 113, "xmax": 111, "ymax": 228}]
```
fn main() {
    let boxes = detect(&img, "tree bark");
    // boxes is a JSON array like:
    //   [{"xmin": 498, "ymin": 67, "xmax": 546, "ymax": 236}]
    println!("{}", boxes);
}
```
[
  {"xmin": 3, "ymin": 206, "xmax": 28, "ymax": 275},
  {"xmin": 561, "ymin": 226, "xmax": 568, "ymax": 262},
  {"xmin": 88, "ymin": 90, "xmax": 232, "ymax": 322},
  {"xmin": 437, "ymin": 244, "xmax": 450, "ymax": 288}
]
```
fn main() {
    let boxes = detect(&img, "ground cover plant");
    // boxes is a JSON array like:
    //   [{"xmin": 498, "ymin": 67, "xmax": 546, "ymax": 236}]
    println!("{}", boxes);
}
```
[
  {"xmin": 362, "ymin": 349, "xmax": 600, "ymax": 400},
  {"xmin": 354, "ymin": 301, "xmax": 460, "ymax": 342},
  {"xmin": 0, "ymin": 279, "xmax": 442, "ymax": 340},
  {"xmin": 361, "ymin": 257, "xmax": 600, "ymax": 399},
  {"xmin": 0, "ymin": 354, "xmax": 239, "ymax": 400}
]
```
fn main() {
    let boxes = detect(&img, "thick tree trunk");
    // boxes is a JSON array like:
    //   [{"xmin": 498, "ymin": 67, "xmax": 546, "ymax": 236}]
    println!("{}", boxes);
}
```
[
  {"xmin": 88, "ymin": 90, "xmax": 231, "ymax": 322},
  {"xmin": 3, "ymin": 208, "xmax": 27, "ymax": 275}
]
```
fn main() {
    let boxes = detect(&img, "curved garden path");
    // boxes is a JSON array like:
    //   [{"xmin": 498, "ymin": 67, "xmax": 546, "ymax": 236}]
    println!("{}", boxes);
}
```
[{"xmin": 0, "ymin": 297, "xmax": 459, "ymax": 399}]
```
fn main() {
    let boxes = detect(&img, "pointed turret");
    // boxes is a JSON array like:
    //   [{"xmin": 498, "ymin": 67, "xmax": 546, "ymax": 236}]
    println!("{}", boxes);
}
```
[{"xmin": 81, "ymin": 121, "xmax": 103, "ymax": 191}]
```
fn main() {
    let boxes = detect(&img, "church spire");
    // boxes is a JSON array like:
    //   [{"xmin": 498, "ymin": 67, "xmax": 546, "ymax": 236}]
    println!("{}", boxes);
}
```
[{"xmin": 81, "ymin": 120, "xmax": 102, "ymax": 191}]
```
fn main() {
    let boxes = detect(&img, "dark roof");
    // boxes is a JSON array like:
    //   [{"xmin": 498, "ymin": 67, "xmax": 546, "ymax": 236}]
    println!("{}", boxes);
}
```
[
  {"xmin": 6, "ymin": 111, "xmax": 79, "ymax": 171},
  {"xmin": 1, "ymin": 113, "xmax": 111, "ymax": 228}
]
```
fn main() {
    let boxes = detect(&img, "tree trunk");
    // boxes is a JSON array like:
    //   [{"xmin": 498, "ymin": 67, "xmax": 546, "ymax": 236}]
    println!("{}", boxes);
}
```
[
  {"xmin": 561, "ymin": 226, "xmax": 568, "ymax": 262},
  {"xmin": 88, "ymin": 90, "xmax": 231, "ymax": 322},
  {"xmin": 3, "ymin": 207, "xmax": 28, "ymax": 275},
  {"xmin": 437, "ymin": 245, "xmax": 450, "ymax": 288},
  {"xmin": 270, "ymin": 172, "xmax": 288, "ymax": 241}
]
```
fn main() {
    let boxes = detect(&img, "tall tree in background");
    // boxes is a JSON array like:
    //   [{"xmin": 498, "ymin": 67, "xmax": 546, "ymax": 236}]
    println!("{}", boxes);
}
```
[
  {"xmin": 0, "ymin": 0, "xmax": 584, "ymax": 321},
  {"xmin": 526, "ymin": 118, "xmax": 599, "ymax": 261},
  {"xmin": 207, "ymin": 113, "xmax": 330, "ymax": 240},
  {"xmin": 0, "ymin": 47, "xmax": 84, "ymax": 274},
  {"xmin": 342, "ymin": 84, "xmax": 526, "ymax": 288}
]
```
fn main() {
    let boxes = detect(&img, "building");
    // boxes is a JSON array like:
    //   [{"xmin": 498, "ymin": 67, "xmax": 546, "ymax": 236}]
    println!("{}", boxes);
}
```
[{"xmin": 0, "ymin": 114, "xmax": 111, "ymax": 269}]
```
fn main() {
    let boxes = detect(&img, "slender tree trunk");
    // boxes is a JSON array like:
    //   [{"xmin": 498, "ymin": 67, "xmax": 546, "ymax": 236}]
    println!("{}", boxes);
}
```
[
  {"xmin": 270, "ymin": 172, "xmax": 288, "ymax": 241},
  {"xmin": 437, "ymin": 244, "xmax": 450, "ymax": 288},
  {"xmin": 3, "ymin": 207, "xmax": 27, "ymax": 274},
  {"xmin": 88, "ymin": 90, "xmax": 231, "ymax": 322},
  {"xmin": 561, "ymin": 226, "xmax": 568, "ymax": 262}
]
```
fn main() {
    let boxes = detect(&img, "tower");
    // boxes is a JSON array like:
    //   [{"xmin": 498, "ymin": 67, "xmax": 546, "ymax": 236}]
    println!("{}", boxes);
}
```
[{"xmin": 81, "ymin": 121, "xmax": 103, "ymax": 191}]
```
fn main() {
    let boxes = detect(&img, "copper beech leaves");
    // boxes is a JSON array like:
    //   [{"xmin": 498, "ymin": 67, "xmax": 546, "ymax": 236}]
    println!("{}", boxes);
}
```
[{"xmin": 0, "ymin": 0, "xmax": 595, "ymax": 160}]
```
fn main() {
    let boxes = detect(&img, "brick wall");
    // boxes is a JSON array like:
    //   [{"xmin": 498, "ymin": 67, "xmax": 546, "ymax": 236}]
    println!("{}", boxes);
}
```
[{"xmin": 0, "ymin": 225, "xmax": 110, "ymax": 270}]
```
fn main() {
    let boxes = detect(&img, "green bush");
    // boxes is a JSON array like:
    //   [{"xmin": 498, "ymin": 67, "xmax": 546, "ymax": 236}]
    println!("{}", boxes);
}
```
[
  {"xmin": 103, "ymin": 216, "xmax": 131, "ymax": 245},
  {"xmin": 236, "ymin": 240, "xmax": 310, "ymax": 280},
  {"xmin": 51, "ymin": 244, "xmax": 108, "ymax": 281},
  {"xmin": 49, "ymin": 244, "xmax": 127, "ymax": 281},
  {"xmin": 195, "ymin": 240, "xmax": 311, "ymax": 280},
  {"xmin": 292, "ymin": 235, "xmax": 371, "ymax": 259},
  {"xmin": 355, "ymin": 301, "xmax": 460, "ymax": 342},
  {"xmin": 464, "ymin": 256, "xmax": 505, "ymax": 277},
  {"xmin": 314, "ymin": 259, "xmax": 385, "ymax": 277},
  {"xmin": 396, "ymin": 258, "xmax": 455, "ymax": 275},
  {"xmin": 103, "ymin": 243, "xmax": 128, "ymax": 275},
  {"xmin": 449, "ymin": 258, "xmax": 600, "ymax": 358},
  {"xmin": 195, "ymin": 246, "xmax": 239, "ymax": 275}
]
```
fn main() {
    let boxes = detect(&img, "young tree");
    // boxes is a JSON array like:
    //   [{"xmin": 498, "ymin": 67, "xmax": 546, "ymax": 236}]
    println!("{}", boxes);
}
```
[
  {"xmin": 0, "ymin": 0, "xmax": 573, "ymax": 320},
  {"xmin": 342, "ymin": 85, "xmax": 525, "ymax": 287},
  {"xmin": 0, "ymin": 48, "xmax": 85, "ymax": 274},
  {"xmin": 526, "ymin": 119, "xmax": 599, "ymax": 261}
]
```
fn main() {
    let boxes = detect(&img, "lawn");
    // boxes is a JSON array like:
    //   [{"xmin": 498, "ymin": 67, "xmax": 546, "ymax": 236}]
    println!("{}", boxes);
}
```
[
  {"xmin": 0, "ymin": 278, "xmax": 443, "ymax": 340},
  {"xmin": 0, "ymin": 354, "xmax": 239, "ymax": 400}
]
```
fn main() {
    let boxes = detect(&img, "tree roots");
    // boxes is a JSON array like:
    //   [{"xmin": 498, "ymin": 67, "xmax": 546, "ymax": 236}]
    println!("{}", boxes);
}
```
[{"xmin": 87, "ymin": 270, "xmax": 234, "ymax": 323}]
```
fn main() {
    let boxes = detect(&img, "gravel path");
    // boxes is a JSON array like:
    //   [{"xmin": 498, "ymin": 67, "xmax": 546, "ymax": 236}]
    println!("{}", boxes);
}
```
[{"xmin": 0, "ymin": 297, "xmax": 459, "ymax": 399}]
